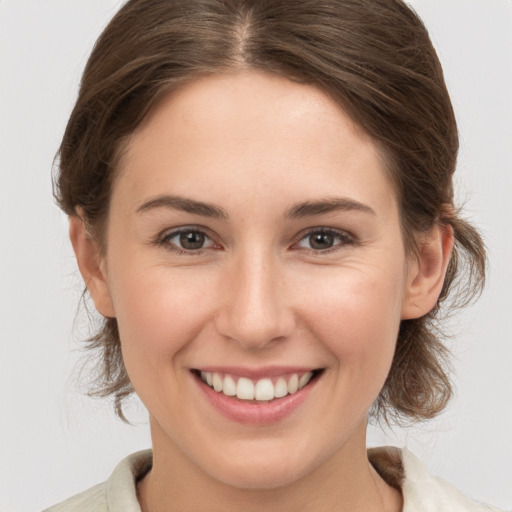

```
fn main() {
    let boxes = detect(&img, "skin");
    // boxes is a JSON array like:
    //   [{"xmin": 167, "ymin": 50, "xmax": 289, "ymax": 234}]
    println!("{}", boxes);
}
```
[{"xmin": 70, "ymin": 70, "xmax": 453, "ymax": 511}]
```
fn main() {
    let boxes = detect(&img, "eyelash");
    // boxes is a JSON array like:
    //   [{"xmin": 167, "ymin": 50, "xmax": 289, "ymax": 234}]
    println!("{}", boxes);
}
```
[
  {"xmin": 154, "ymin": 226, "xmax": 356, "ymax": 255},
  {"xmin": 295, "ymin": 227, "xmax": 356, "ymax": 254},
  {"xmin": 155, "ymin": 227, "xmax": 217, "ymax": 256}
]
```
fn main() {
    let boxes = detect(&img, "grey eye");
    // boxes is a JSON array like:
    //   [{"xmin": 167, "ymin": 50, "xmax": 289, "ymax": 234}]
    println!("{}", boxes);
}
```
[
  {"xmin": 164, "ymin": 230, "xmax": 214, "ymax": 251},
  {"xmin": 297, "ymin": 229, "xmax": 352, "ymax": 251},
  {"xmin": 179, "ymin": 231, "xmax": 206, "ymax": 250},
  {"xmin": 307, "ymin": 232, "xmax": 335, "ymax": 250}
]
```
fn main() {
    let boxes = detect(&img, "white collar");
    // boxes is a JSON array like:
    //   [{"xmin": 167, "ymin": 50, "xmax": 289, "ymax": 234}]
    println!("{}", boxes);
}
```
[{"xmin": 103, "ymin": 447, "xmax": 501, "ymax": 512}]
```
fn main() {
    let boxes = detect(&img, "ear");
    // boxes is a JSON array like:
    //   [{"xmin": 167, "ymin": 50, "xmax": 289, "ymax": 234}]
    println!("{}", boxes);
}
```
[
  {"xmin": 69, "ymin": 215, "xmax": 115, "ymax": 318},
  {"xmin": 401, "ymin": 224, "xmax": 454, "ymax": 320}
]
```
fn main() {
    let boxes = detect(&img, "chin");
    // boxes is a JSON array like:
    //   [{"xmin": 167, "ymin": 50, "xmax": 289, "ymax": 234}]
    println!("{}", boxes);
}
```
[
  {"xmin": 209, "ymin": 461, "xmax": 308, "ymax": 491},
  {"xmin": 199, "ymin": 439, "xmax": 322, "ymax": 490}
]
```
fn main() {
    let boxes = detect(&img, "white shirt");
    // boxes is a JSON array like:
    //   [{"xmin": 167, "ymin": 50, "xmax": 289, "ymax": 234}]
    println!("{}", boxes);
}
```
[{"xmin": 44, "ymin": 447, "xmax": 504, "ymax": 511}]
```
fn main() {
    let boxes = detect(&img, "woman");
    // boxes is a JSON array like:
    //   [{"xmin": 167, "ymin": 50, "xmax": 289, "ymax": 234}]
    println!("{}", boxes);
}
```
[{"xmin": 42, "ymin": 0, "xmax": 504, "ymax": 510}]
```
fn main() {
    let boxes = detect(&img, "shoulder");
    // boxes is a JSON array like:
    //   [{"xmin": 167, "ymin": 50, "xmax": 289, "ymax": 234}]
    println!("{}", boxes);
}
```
[
  {"xmin": 369, "ymin": 446, "xmax": 505, "ymax": 512},
  {"xmin": 43, "ymin": 482, "xmax": 107, "ymax": 512},
  {"xmin": 43, "ymin": 450, "xmax": 153, "ymax": 512}
]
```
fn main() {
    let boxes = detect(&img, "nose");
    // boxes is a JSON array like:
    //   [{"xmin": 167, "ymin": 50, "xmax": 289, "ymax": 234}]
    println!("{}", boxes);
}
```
[{"xmin": 214, "ymin": 250, "xmax": 296, "ymax": 350}]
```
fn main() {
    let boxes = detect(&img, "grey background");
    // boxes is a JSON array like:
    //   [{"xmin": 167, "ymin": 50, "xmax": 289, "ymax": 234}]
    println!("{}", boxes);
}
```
[{"xmin": 1, "ymin": 1, "xmax": 511, "ymax": 510}]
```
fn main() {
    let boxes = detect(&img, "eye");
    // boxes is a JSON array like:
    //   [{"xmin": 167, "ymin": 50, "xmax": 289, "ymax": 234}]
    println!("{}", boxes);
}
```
[
  {"xmin": 159, "ymin": 228, "xmax": 215, "ymax": 252},
  {"xmin": 296, "ymin": 228, "xmax": 353, "ymax": 252}
]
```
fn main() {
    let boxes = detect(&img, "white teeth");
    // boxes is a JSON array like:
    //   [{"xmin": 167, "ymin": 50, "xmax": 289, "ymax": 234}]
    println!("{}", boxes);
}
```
[
  {"xmin": 254, "ymin": 378, "xmax": 274, "ymax": 401},
  {"xmin": 274, "ymin": 377, "xmax": 288, "ymax": 398},
  {"xmin": 236, "ymin": 377, "xmax": 255, "ymax": 400},
  {"xmin": 287, "ymin": 374, "xmax": 299, "ymax": 394},
  {"xmin": 223, "ymin": 375, "xmax": 237, "ymax": 396},
  {"xmin": 199, "ymin": 371, "xmax": 317, "ymax": 401},
  {"xmin": 299, "ymin": 371, "xmax": 313, "ymax": 390},
  {"xmin": 212, "ymin": 373, "xmax": 223, "ymax": 392}
]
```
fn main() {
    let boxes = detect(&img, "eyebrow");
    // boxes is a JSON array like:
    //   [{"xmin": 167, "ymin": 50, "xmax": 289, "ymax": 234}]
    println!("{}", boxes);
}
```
[
  {"xmin": 136, "ymin": 195, "xmax": 229, "ymax": 219},
  {"xmin": 136, "ymin": 194, "xmax": 375, "ymax": 219},
  {"xmin": 285, "ymin": 197, "xmax": 376, "ymax": 219}
]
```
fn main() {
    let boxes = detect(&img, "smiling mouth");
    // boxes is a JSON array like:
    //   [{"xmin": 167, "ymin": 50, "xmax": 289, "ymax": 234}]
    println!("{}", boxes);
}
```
[{"xmin": 192, "ymin": 369, "xmax": 324, "ymax": 402}]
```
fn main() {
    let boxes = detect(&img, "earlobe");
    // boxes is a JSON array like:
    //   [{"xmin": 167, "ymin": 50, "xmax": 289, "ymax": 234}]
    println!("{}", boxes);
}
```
[
  {"xmin": 401, "ymin": 224, "xmax": 454, "ymax": 320},
  {"xmin": 69, "ymin": 215, "xmax": 116, "ymax": 318}
]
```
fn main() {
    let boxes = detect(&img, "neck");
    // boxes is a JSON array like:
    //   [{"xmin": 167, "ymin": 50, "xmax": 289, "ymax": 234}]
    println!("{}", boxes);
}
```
[{"xmin": 137, "ymin": 419, "xmax": 402, "ymax": 512}]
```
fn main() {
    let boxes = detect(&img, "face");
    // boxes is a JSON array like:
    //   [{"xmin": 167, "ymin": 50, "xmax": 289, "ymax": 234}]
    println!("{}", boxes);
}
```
[{"xmin": 86, "ymin": 71, "xmax": 423, "ymax": 488}]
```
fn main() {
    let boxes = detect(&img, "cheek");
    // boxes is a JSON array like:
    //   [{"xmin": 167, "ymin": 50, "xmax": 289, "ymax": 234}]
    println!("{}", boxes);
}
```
[
  {"xmin": 108, "ymin": 265, "xmax": 216, "ymax": 367},
  {"xmin": 300, "ymin": 262, "xmax": 405, "ymax": 369}
]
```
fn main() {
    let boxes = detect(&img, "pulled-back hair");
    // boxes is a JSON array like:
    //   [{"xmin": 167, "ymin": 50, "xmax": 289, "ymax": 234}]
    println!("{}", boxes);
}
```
[{"xmin": 55, "ymin": 0, "xmax": 486, "ymax": 424}]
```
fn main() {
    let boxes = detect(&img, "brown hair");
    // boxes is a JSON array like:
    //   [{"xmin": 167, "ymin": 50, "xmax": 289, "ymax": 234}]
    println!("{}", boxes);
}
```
[{"xmin": 55, "ymin": 0, "xmax": 486, "ymax": 424}]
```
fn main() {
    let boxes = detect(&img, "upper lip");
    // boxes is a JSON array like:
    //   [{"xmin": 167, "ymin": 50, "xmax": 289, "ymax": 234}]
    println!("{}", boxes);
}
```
[{"xmin": 192, "ymin": 366, "xmax": 321, "ymax": 380}]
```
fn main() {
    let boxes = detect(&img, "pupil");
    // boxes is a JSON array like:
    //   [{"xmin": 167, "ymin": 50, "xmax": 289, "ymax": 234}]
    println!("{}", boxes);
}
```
[
  {"xmin": 180, "ymin": 231, "xmax": 205, "ymax": 250},
  {"xmin": 310, "ymin": 233, "xmax": 333, "ymax": 250}
]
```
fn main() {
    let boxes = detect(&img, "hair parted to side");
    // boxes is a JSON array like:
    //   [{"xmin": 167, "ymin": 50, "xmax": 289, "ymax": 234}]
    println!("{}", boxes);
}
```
[{"xmin": 54, "ymin": 0, "xmax": 486, "ymax": 424}]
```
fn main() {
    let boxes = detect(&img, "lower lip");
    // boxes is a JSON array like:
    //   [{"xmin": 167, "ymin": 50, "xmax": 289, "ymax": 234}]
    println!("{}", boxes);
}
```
[{"xmin": 194, "ymin": 373, "xmax": 319, "ymax": 425}]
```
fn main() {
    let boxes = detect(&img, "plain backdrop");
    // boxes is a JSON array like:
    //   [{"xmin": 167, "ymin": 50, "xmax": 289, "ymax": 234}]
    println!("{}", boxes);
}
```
[{"xmin": 1, "ymin": 1, "xmax": 511, "ymax": 511}]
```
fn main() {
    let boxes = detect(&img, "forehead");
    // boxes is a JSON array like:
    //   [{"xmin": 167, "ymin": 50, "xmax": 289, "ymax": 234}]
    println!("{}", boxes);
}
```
[
  {"xmin": 131, "ymin": 70, "xmax": 367, "ymax": 152},
  {"xmin": 116, "ymin": 70, "xmax": 397, "ymax": 216}
]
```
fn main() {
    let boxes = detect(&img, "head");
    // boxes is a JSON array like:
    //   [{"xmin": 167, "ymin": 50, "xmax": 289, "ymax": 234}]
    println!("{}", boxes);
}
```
[{"xmin": 56, "ymin": 0, "xmax": 485, "ymax": 434}]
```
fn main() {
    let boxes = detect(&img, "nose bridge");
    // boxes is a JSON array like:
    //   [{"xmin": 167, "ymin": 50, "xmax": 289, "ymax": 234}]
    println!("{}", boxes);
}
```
[{"xmin": 215, "ymin": 245, "xmax": 294, "ymax": 349}]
